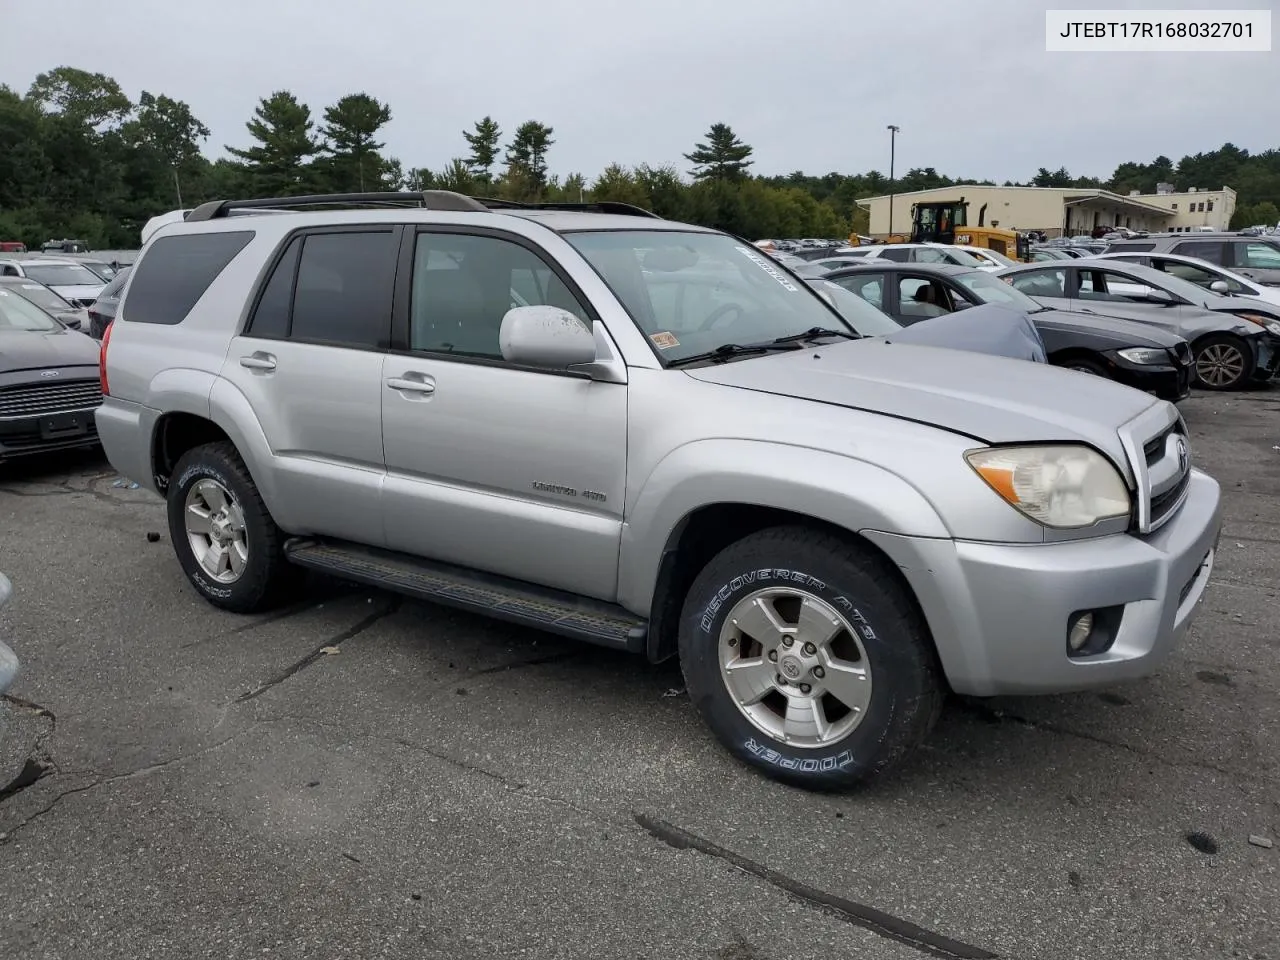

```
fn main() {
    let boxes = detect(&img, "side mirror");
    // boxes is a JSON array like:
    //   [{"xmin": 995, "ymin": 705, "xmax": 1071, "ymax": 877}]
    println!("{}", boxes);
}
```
[
  {"xmin": 1209, "ymin": 280, "xmax": 1230, "ymax": 295},
  {"xmin": 500, "ymin": 305, "xmax": 597, "ymax": 370}
]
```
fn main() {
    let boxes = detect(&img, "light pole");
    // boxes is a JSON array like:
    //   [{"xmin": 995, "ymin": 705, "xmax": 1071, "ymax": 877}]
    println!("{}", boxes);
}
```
[{"xmin": 886, "ymin": 125, "xmax": 900, "ymax": 238}]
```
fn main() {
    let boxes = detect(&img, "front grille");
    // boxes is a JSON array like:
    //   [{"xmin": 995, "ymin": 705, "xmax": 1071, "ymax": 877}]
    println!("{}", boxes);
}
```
[
  {"xmin": 1142, "ymin": 424, "xmax": 1176, "ymax": 467},
  {"xmin": 0, "ymin": 379, "xmax": 103, "ymax": 419},
  {"xmin": 1172, "ymin": 342, "xmax": 1192, "ymax": 365},
  {"xmin": 1151, "ymin": 470, "xmax": 1190, "ymax": 526}
]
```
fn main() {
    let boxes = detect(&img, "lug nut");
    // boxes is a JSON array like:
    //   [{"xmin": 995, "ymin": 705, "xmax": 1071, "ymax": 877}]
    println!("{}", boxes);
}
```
[
  {"xmin": 799, "ymin": 683, "xmax": 812, "ymax": 694},
  {"xmin": 775, "ymin": 674, "xmax": 787, "ymax": 685},
  {"xmin": 803, "ymin": 642, "xmax": 817, "ymax": 656},
  {"xmin": 812, "ymin": 666, "xmax": 825, "ymax": 679},
  {"xmin": 768, "ymin": 650, "xmax": 778, "ymax": 662},
  {"xmin": 728, "ymin": 637, "xmax": 737, "ymax": 647},
  {"xmin": 782, "ymin": 636, "xmax": 794, "ymax": 648}
]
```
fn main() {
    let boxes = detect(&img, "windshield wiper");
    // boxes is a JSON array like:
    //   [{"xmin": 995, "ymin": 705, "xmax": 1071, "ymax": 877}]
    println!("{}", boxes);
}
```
[
  {"xmin": 772, "ymin": 326, "xmax": 860, "ymax": 343},
  {"xmin": 667, "ymin": 341, "xmax": 805, "ymax": 367}
]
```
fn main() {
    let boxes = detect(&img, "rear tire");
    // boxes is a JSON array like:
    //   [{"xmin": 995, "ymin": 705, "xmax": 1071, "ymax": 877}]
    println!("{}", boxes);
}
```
[
  {"xmin": 1192, "ymin": 333, "xmax": 1251, "ymax": 391},
  {"xmin": 166, "ymin": 441, "xmax": 299, "ymax": 613},
  {"xmin": 677, "ymin": 526, "xmax": 943, "ymax": 790}
]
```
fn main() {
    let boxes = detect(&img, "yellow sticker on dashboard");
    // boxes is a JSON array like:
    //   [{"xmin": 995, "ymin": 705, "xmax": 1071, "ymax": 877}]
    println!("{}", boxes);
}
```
[{"xmin": 650, "ymin": 332, "xmax": 680, "ymax": 349}]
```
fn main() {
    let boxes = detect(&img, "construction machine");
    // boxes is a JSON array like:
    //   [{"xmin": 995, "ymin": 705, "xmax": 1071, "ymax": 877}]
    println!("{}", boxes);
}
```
[{"xmin": 850, "ymin": 197, "xmax": 1032, "ymax": 260}]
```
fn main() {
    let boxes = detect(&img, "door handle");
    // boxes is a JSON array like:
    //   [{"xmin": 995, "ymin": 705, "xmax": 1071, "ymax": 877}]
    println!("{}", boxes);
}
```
[
  {"xmin": 386, "ymin": 376, "xmax": 435, "ymax": 395},
  {"xmin": 240, "ymin": 353, "xmax": 277, "ymax": 371}
]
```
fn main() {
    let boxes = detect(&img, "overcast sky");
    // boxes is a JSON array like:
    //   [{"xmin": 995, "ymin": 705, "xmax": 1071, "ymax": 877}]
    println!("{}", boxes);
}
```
[{"xmin": 1, "ymin": 0, "xmax": 1276, "ymax": 184}]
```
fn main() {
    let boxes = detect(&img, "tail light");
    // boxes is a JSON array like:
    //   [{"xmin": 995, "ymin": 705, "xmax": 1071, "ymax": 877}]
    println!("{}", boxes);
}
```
[{"xmin": 99, "ymin": 321, "xmax": 113, "ymax": 396}]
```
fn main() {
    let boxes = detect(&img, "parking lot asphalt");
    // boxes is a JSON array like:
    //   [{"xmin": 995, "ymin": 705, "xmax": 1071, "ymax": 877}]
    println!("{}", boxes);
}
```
[{"xmin": 1, "ymin": 390, "xmax": 1277, "ymax": 960}]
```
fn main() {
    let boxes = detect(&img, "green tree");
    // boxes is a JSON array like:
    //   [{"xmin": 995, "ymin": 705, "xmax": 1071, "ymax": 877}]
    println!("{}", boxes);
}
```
[
  {"xmin": 505, "ymin": 120, "xmax": 555, "ymax": 193},
  {"xmin": 26, "ymin": 66, "xmax": 131, "ymax": 129},
  {"xmin": 433, "ymin": 159, "xmax": 474, "ymax": 194},
  {"xmin": 463, "ymin": 116, "xmax": 502, "ymax": 180},
  {"xmin": 225, "ymin": 91, "xmax": 321, "ymax": 196},
  {"xmin": 317, "ymin": 93, "xmax": 392, "ymax": 192},
  {"xmin": 684, "ymin": 123, "xmax": 754, "ymax": 181},
  {"xmin": 590, "ymin": 164, "xmax": 650, "ymax": 208}
]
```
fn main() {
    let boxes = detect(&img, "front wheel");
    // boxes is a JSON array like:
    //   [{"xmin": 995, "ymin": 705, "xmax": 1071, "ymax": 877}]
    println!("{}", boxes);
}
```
[
  {"xmin": 678, "ymin": 526, "xmax": 943, "ymax": 789},
  {"xmin": 1192, "ymin": 334, "xmax": 1252, "ymax": 391}
]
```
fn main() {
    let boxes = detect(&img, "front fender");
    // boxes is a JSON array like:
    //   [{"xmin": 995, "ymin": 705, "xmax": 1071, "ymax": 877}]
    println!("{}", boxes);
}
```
[{"xmin": 617, "ymin": 439, "xmax": 950, "ymax": 611}]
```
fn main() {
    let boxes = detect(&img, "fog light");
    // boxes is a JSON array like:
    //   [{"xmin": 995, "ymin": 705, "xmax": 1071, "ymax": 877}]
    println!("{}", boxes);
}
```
[{"xmin": 1067, "ymin": 612, "xmax": 1094, "ymax": 652}]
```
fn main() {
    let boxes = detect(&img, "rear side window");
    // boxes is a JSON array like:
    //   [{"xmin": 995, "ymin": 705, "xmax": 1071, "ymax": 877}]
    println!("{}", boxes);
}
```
[
  {"xmin": 1170, "ymin": 240, "xmax": 1221, "ymax": 263},
  {"xmin": 289, "ymin": 231, "xmax": 397, "ymax": 348},
  {"xmin": 247, "ymin": 237, "xmax": 302, "ymax": 339},
  {"xmin": 1110, "ymin": 242, "xmax": 1154, "ymax": 252},
  {"xmin": 124, "ymin": 231, "xmax": 254, "ymax": 325}
]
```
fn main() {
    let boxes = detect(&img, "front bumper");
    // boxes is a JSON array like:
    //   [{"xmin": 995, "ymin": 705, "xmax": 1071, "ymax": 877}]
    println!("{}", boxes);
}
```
[
  {"xmin": 0, "ymin": 406, "xmax": 101, "ymax": 461},
  {"xmin": 864, "ymin": 468, "xmax": 1223, "ymax": 696},
  {"xmin": 1249, "ymin": 334, "xmax": 1280, "ymax": 382},
  {"xmin": 1108, "ymin": 356, "xmax": 1192, "ymax": 402}
]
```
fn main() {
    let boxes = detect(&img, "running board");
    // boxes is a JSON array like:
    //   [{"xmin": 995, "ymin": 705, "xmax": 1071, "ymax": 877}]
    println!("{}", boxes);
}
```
[{"xmin": 284, "ymin": 538, "xmax": 647, "ymax": 653}]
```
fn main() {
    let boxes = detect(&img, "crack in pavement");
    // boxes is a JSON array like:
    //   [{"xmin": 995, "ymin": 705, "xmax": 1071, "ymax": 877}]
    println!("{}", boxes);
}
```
[
  {"xmin": 0, "ymin": 734, "xmax": 244, "ymax": 844},
  {"xmin": 951, "ymin": 700, "xmax": 1265, "ymax": 784},
  {"xmin": 178, "ymin": 593, "xmax": 353, "ymax": 651},
  {"xmin": 635, "ymin": 813, "xmax": 998, "ymax": 960},
  {"xmin": 233, "ymin": 597, "xmax": 402, "ymax": 704}
]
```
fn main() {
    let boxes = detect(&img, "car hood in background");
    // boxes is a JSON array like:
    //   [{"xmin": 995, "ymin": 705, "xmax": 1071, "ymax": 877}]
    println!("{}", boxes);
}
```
[
  {"xmin": 686, "ymin": 336, "xmax": 1160, "ymax": 472},
  {"xmin": 0, "ymin": 328, "xmax": 103, "ymax": 372},
  {"xmin": 47, "ymin": 283, "xmax": 105, "ymax": 304},
  {"xmin": 884, "ymin": 303, "xmax": 1047, "ymax": 363}
]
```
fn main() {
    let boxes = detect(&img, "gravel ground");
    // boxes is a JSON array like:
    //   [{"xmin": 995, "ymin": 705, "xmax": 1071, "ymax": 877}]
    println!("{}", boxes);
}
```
[{"xmin": 0, "ymin": 389, "xmax": 1276, "ymax": 960}]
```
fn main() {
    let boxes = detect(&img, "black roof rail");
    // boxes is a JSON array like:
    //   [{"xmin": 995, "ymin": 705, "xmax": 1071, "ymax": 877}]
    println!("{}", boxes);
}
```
[
  {"xmin": 184, "ymin": 191, "xmax": 490, "ymax": 222},
  {"xmin": 473, "ymin": 197, "xmax": 662, "ymax": 219}
]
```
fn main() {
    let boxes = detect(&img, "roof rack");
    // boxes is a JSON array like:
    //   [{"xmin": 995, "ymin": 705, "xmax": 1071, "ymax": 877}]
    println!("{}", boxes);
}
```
[{"xmin": 183, "ymin": 191, "xmax": 663, "ymax": 223}]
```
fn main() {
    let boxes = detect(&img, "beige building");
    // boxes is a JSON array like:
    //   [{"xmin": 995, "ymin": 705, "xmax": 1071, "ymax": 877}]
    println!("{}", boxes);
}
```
[{"xmin": 857, "ymin": 184, "xmax": 1236, "ymax": 238}]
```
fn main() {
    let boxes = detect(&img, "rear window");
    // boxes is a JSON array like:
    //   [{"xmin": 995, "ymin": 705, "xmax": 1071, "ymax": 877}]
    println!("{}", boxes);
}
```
[{"xmin": 123, "ymin": 231, "xmax": 254, "ymax": 325}]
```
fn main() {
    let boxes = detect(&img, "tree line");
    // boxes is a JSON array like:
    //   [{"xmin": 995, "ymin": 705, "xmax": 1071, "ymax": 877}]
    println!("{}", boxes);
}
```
[{"xmin": 2, "ymin": 66, "xmax": 1279, "ymax": 250}]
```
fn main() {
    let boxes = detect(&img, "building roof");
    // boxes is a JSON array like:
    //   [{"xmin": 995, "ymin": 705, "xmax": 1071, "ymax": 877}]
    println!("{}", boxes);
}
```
[{"xmin": 854, "ymin": 183, "xmax": 1183, "ymax": 215}]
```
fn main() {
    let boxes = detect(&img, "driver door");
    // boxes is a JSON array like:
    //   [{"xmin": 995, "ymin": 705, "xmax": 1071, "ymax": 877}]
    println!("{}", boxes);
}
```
[{"xmin": 379, "ymin": 228, "xmax": 628, "ymax": 601}]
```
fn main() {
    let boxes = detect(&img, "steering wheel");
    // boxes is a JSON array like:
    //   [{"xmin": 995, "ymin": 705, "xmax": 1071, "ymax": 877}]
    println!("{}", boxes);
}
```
[{"xmin": 698, "ymin": 302, "xmax": 746, "ymax": 331}]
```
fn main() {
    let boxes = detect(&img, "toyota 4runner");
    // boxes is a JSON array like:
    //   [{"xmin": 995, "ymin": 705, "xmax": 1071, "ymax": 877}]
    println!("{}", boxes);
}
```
[{"xmin": 95, "ymin": 192, "xmax": 1223, "ymax": 789}]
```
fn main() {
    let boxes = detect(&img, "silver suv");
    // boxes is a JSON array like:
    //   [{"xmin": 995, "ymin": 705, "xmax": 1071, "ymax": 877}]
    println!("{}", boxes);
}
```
[
  {"xmin": 95, "ymin": 192, "xmax": 1223, "ymax": 789},
  {"xmin": 1104, "ymin": 233, "xmax": 1280, "ymax": 287}
]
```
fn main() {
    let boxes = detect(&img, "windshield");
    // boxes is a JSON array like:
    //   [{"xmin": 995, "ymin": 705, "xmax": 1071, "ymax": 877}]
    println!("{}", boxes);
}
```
[
  {"xmin": 805, "ymin": 280, "xmax": 901, "ymax": 336},
  {"xmin": 955, "ymin": 271, "xmax": 1044, "ymax": 312},
  {"xmin": 974, "ymin": 248, "xmax": 1017, "ymax": 268},
  {"xmin": 9, "ymin": 282, "xmax": 71, "ymax": 312},
  {"xmin": 82, "ymin": 261, "xmax": 118, "ymax": 280},
  {"xmin": 566, "ymin": 230, "xmax": 852, "ymax": 362},
  {"xmin": 0, "ymin": 288, "xmax": 62, "ymax": 332},
  {"xmin": 22, "ymin": 263, "xmax": 102, "ymax": 287}
]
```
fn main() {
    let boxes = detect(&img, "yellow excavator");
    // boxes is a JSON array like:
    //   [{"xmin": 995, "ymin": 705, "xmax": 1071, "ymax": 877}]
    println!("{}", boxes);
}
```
[{"xmin": 850, "ymin": 198, "xmax": 1031, "ymax": 260}]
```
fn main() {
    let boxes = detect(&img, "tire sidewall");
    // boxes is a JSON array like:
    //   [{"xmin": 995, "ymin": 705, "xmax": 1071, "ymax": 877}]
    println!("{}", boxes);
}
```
[
  {"xmin": 680, "ymin": 556, "xmax": 922, "ymax": 788},
  {"xmin": 167, "ymin": 451, "xmax": 269, "ymax": 607}
]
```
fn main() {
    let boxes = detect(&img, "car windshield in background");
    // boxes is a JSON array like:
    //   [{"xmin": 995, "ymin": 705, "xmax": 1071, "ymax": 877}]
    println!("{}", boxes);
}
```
[
  {"xmin": 22, "ymin": 263, "xmax": 103, "ymax": 286},
  {"xmin": 566, "ymin": 230, "xmax": 852, "ymax": 362},
  {"xmin": 11, "ymin": 282, "xmax": 72, "ymax": 312},
  {"xmin": 955, "ymin": 271, "xmax": 1045, "ymax": 312},
  {"xmin": 0, "ymin": 289, "xmax": 62, "ymax": 331},
  {"xmin": 977, "ymin": 249, "xmax": 1018, "ymax": 268},
  {"xmin": 806, "ymin": 279, "xmax": 901, "ymax": 336}
]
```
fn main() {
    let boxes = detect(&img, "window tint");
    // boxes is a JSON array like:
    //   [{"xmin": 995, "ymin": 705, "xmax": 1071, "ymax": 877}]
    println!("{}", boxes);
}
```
[
  {"xmin": 877, "ymin": 247, "xmax": 910, "ymax": 262},
  {"xmin": 2, "ymin": 264, "xmax": 21, "ymax": 276},
  {"xmin": 289, "ymin": 231, "xmax": 397, "ymax": 347},
  {"xmin": 247, "ymin": 236, "xmax": 302, "ymax": 339},
  {"xmin": 124, "ymin": 231, "xmax": 254, "ymax": 325},
  {"xmin": 409, "ymin": 232, "xmax": 588, "ymax": 359},
  {"xmin": 1171, "ymin": 240, "xmax": 1222, "ymax": 263},
  {"xmin": 1157, "ymin": 260, "xmax": 1234, "ymax": 290},
  {"xmin": 1112, "ymin": 242, "xmax": 1154, "ymax": 252},
  {"xmin": 1007, "ymin": 269, "xmax": 1066, "ymax": 298},
  {"xmin": 1240, "ymin": 242, "xmax": 1280, "ymax": 269}
]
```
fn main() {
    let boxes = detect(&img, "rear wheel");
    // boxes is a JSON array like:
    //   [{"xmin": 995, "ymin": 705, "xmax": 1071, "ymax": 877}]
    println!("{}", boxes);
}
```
[
  {"xmin": 678, "ymin": 526, "xmax": 943, "ymax": 790},
  {"xmin": 1192, "ymin": 334, "xmax": 1251, "ymax": 390},
  {"xmin": 167, "ymin": 441, "xmax": 299, "ymax": 613}
]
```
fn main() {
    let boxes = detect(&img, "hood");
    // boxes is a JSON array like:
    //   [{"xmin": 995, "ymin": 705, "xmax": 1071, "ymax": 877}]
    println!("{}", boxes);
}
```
[
  {"xmin": 686, "ymin": 337, "xmax": 1160, "ymax": 470},
  {"xmin": 0, "ymin": 327, "xmax": 102, "ymax": 372},
  {"xmin": 885, "ymin": 303, "xmax": 1047, "ymax": 363},
  {"xmin": 48, "ymin": 283, "xmax": 104, "ymax": 302},
  {"xmin": 1031, "ymin": 308, "xmax": 1183, "ymax": 348}
]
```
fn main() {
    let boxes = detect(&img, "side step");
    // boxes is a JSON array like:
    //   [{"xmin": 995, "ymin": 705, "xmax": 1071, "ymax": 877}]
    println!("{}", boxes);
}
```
[{"xmin": 284, "ymin": 538, "xmax": 647, "ymax": 653}]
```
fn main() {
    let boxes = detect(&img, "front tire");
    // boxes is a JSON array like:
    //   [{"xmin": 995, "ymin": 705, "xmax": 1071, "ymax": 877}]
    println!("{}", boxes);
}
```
[
  {"xmin": 167, "ymin": 441, "xmax": 298, "ymax": 613},
  {"xmin": 678, "ymin": 526, "xmax": 943, "ymax": 790},
  {"xmin": 1192, "ymin": 334, "xmax": 1251, "ymax": 391}
]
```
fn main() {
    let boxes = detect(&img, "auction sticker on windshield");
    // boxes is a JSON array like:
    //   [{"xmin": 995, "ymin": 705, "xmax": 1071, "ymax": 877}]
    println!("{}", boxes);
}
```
[
  {"xmin": 735, "ymin": 246, "xmax": 799, "ymax": 292},
  {"xmin": 650, "ymin": 331, "xmax": 680, "ymax": 349}
]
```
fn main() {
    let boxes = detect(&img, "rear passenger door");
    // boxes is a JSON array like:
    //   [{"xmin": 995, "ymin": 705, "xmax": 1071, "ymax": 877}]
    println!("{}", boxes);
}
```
[
  {"xmin": 379, "ymin": 228, "xmax": 627, "ymax": 601},
  {"xmin": 220, "ymin": 226, "xmax": 400, "ymax": 544}
]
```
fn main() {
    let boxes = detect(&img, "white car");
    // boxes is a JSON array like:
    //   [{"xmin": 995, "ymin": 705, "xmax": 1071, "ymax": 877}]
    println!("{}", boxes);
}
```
[
  {"xmin": 0, "ymin": 257, "xmax": 106, "ymax": 307},
  {"xmin": 1097, "ymin": 251, "xmax": 1280, "ymax": 309},
  {"xmin": 821, "ymin": 243, "xmax": 987, "ymax": 268},
  {"xmin": 951, "ymin": 245, "xmax": 1019, "ymax": 272}
]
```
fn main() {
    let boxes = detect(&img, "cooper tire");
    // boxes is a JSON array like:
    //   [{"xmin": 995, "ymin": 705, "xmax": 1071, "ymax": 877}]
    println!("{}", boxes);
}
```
[
  {"xmin": 1192, "ymin": 333, "xmax": 1251, "ymax": 391},
  {"xmin": 678, "ymin": 526, "xmax": 943, "ymax": 790},
  {"xmin": 167, "ymin": 441, "xmax": 299, "ymax": 614}
]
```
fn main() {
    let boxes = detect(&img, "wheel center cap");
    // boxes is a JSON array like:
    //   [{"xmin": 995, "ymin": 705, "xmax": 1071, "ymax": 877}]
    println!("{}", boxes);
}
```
[{"xmin": 779, "ymin": 655, "xmax": 804, "ymax": 680}]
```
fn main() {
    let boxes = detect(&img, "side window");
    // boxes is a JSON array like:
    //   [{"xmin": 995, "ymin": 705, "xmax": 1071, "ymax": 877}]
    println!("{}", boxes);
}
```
[
  {"xmin": 1240, "ymin": 242, "xmax": 1280, "ymax": 269},
  {"xmin": 897, "ymin": 277, "xmax": 952, "ymax": 318},
  {"xmin": 123, "ymin": 231, "xmax": 254, "ymax": 325},
  {"xmin": 409, "ymin": 232, "xmax": 589, "ymax": 359},
  {"xmin": 1160, "ymin": 260, "xmax": 1224, "ymax": 289},
  {"xmin": 1008, "ymin": 269, "xmax": 1066, "ymax": 298},
  {"xmin": 831, "ymin": 274, "xmax": 884, "ymax": 310},
  {"xmin": 911, "ymin": 247, "xmax": 948, "ymax": 263},
  {"xmin": 246, "ymin": 236, "xmax": 302, "ymax": 339},
  {"xmin": 1, "ymin": 265, "xmax": 18, "ymax": 277},
  {"xmin": 877, "ymin": 247, "xmax": 910, "ymax": 262},
  {"xmin": 1080, "ymin": 269, "xmax": 1156, "ymax": 301},
  {"xmin": 289, "ymin": 231, "xmax": 398, "ymax": 348},
  {"xmin": 1171, "ymin": 240, "xmax": 1222, "ymax": 263}
]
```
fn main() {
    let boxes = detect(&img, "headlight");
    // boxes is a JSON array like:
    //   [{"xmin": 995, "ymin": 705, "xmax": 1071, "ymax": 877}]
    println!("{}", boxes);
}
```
[
  {"xmin": 965, "ymin": 444, "xmax": 1131, "ymax": 529},
  {"xmin": 1115, "ymin": 347, "xmax": 1168, "ymax": 365},
  {"xmin": 1231, "ymin": 311, "xmax": 1280, "ymax": 336}
]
